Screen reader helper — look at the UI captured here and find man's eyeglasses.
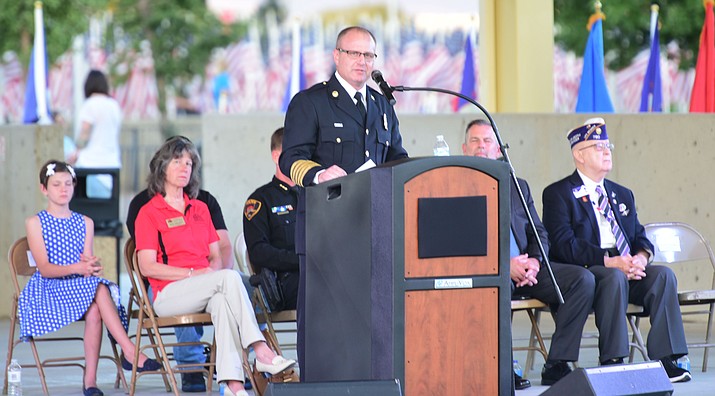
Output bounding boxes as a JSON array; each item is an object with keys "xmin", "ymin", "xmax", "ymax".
[
  {"xmin": 579, "ymin": 142, "xmax": 615, "ymax": 152},
  {"xmin": 336, "ymin": 48, "xmax": 377, "ymax": 62}
]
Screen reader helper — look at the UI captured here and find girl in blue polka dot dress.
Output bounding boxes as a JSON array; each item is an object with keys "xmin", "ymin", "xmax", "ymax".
[{"xmin": 18, "ymin": 160, "xmax": 160, "ymax": 396}]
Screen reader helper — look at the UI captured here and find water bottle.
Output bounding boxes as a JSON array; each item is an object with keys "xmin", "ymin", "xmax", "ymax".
[
  {"xmin": 677, "ymin": 355, "xmax": 690, "ymax": 371},
  {"xmin": 7, "ymin": 359, "xmax": 22, "ymax": 396},
  {"xmin": 219, "ymin": 382, "xmax": 225, "ymax": 396},
  {"xmin": 433, "ymin": 135, "xmax": 450, "ymax": 156},
  {"xmin": 512, "ymin": 359, "xmax": 523, "ymax": 377}
]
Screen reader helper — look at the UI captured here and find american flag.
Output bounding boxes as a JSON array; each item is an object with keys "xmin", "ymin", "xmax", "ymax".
[
  {"xmin": 553, "ymin": 48, "xmax": 583, "ymax": 113},
  {"xmin": 613, "ymin": 50, "xmax": 673, "ymax": 113},
  {"xmin": 1, "ymin": 51, "xmax": 25, "ymax": 123},
  {"xmin": 115, "ymin": 47, "xmax": 160, "ymax": 120},
  {"xmin": 224, "ymin": 39, "xmax": 265, "ymax": 112},
  {"xmin": 262, "ymin": 42, "xmax": 291, "ymax": 110},
  {"xmin": 48, "ymin": 52, "xmax": 73, "ymax": 118}
]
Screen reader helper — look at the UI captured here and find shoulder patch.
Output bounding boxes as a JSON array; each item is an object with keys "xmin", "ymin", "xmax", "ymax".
[{"xmin": 244, "ymin": 199, "xmax": 262, "ymax": 221}]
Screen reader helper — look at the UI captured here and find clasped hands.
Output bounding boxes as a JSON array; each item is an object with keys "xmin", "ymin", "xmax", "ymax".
[
  {"xmin": 605, "ymin": 253, "xmax": 648, "ymax": 280},
  {"xmin": 511, "ymin": 254, "xmax": 540, "ymax": 288},
  {"xmin": 79, "ymin": 253, "xmax": 103, "ymax": 277}
]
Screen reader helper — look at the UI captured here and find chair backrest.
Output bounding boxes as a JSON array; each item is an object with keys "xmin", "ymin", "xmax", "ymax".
[
  {"xmin": 123, "ymin": 238, "xmax": 143, "ymax": 316},
  {"xmin": 123, "ymin": 237, "xmax": 160, "ymax": 319},
  {"xmin": 7, "ymin": 237, "xmax": 38, "ymax": 297},
  {"xmin": 234, "ymin": 232, "xmax": 253, "ymax": 275},
  {"xmin": 645, "ymin": 222, "xmax": 715, "ymax": 289}
]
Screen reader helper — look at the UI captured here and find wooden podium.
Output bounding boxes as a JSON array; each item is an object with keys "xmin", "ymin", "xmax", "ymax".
[{"xmin": 304, "ymin": 156, "xmax": 513, "ymax": 395}]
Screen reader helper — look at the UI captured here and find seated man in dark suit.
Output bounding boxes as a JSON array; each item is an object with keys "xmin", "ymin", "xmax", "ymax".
[
  {"xmin": 243, "ymin": 127, "xmax": 299, "ymax": 310},
  {"xmin": 463, "ymin": 119, "xmax": 596, "ymax": 388},
  {"xmin": 542, "ymin": 117, "xmax": 690, "ymax": 383}
]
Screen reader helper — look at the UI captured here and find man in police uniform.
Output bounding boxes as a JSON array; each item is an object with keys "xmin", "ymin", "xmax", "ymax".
[
  {"xmin": 279, "ymin": 26, "xmax": 409, "ymax": 376},
  {"xmin": 279, "ymin": 25, "xmax": 408, "ymax": 186},
  {"xmin": 243, "ymin": 127, "xmax": 299, "ymax": 310}
]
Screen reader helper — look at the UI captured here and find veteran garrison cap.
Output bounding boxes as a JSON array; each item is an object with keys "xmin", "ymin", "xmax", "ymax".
[{"xmin": 567, "ymin": 117, "xmax": 608, "ymax": 148}]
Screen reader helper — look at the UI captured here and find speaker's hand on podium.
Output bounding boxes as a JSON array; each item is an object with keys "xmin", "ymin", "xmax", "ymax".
[{"xmin": 317, "ymin": 165, "xmax": 347, "ymax": 184}]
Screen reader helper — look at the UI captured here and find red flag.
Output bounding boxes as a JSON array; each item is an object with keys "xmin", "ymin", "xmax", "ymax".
[{"xmin": 690, "ymin": 1, "xmax": 715, "ymax": 112}]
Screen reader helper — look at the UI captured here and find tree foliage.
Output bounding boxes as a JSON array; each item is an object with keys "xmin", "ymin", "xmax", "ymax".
[
  {"xmin": 0, "ymin": 0, "xmax": 106, "ymax": 65},
  {"xmin": 554, "ymin": 1, "xmax": 706, "ymax": 70},
  {"xmin": 105, "ymin": 0, "xmax": 249, "ymax": 116}
]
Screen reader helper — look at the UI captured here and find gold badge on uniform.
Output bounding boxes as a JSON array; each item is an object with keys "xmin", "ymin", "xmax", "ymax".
[
  {"xmin": 166, "ymin": 217, "xmax": 186, "ymax": 228},
  {"xmin": 244, "ymin": 199, "xmax": 262, "ymax": 221}
]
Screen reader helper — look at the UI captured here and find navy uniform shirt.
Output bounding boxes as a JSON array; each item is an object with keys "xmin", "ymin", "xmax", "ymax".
[
  {"xmin": 279, "ymin": 74, "xmax": 408, "ymax": 187},
  {"xmin": 243, "ymin": 177, "xmax": 299, "ymax": 309}
]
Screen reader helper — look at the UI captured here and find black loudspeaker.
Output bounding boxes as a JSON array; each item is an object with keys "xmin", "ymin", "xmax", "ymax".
[
  {"xmin": 541, "ymin": 362, "xmax": 674, "ymax": 396},
  {"xmin": 263, "ymin": 379, "xmax": 403, "ymax": 396}
]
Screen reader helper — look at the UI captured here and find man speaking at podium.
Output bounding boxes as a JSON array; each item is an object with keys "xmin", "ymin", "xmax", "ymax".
[
  {"xmin": 463, "ymin": 119, "xmax": 596, "ymax": 387},
  {"xmin": 279, "ymin": 26, "xmax": 408, "ymax": 377}
]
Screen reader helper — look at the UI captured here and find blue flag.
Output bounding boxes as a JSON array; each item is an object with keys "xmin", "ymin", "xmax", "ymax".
[
  {"xmin": 453, "ymin": 34, "xmax": 476, "ymax": 111},
  {"xmin": 639, "ymin": 10, "xmax": 662, "ymax": 112},
  {"xmin": 575, "ymin": 19, "xmax": 614, "ymax": 113},
  {"xmin": 282, "ymin": 24, "xmax": 306, "ymax": 112},
  {"xmin": 23, "ymin": 2, "xmax": 52, "ymax": 124}
]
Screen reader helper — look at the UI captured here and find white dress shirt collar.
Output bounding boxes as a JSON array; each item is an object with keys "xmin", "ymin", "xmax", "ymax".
[
  {"xmin": 334, "ymin": 71, "xmax": 367, "ymax": 107},
  {"xmin": 576, "ymin": 170, "xmax": 616, "ymax": 248}
]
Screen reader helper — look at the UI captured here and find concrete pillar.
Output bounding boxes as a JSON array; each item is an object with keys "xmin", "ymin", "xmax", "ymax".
[{"xmin": 479, "ymin": 0, "xmax": 554, "ymax": 112}]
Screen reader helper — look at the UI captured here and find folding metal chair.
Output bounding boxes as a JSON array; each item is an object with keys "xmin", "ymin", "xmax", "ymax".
[
  {"xmin": 4, "ymin": 237, "xmax": 126, "ymax": 395},
  {"xmin": 511, "ymin": 297, "xmax": 548, "ymax": 377},
  {"xmin": 645, "ymin": 222, "xmax": 715, "ymax": 372},
  {"xmin": 124, "ymin": 238, "xmax": 216, "ymax": 395}
]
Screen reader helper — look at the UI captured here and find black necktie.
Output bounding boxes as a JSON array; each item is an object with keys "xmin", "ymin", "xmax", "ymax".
[{"xmin": 354, "ymin": 92, "xmax": 366, "ymax": 125}]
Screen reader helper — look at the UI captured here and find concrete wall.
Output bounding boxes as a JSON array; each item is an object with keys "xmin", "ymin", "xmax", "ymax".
[
  {"xmin": 203, "ymin": 113, "xmax": 715, "ymax": 303},
  {"xmin": 2, "ymin": 113, "xmax": 715, "ymax": 318},
  {"xmin": 0, "ymin": 125, "xmax": 64, "ymax": 319}
]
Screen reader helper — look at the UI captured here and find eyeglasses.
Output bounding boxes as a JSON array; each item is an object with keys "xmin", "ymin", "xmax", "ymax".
[
  {"xmin": 579, "ymin": 142, "xmax": 615, "ymax": 152},
  {"xmin": 336, "ymin": 48, "xmax": 377, "ymax": 62}
]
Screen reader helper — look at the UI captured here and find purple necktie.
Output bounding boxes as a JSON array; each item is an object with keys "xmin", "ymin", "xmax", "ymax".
[{"xmin": 595, "ymin": 185, "xmax": 630, "ymax": 256}]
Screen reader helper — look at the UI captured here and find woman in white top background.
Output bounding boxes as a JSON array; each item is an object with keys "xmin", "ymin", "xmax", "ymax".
[{"xmin": 68, "ymin": 70, "xmax": 122, "ymax": 198}]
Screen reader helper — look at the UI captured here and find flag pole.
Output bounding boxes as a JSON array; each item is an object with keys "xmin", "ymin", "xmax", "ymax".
[{"xmin": 34, "ymin": 1, "xmax": 51, "ymax": 124}]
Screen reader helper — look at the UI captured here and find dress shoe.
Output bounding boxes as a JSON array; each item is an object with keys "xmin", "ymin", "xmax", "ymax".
[
  {"xmin": 600, "ymin": 357, "xmax": 624, "ymax": 366},
  {"xmin": 83, "ymin": 386, "xmax": 104, "ymax": 396},
  {"xmin": 181, "ymin": 372, "xmax": 206, "ymax": 393},
  {"xmin": 514, "ymin": 372, "xmax": 531, "ymax": 390},
  {"xmin": 120, "ymin": 354, "xmax": 162, "ymax": 372},
  {"xmin": 255, "ymin": 356, "xmax": 296, "ymax": 375},
  {"xmin": 541, "ymin": 361, "xmax": 572, "ymax": 386},
  {"xmin": 660, "ymin": 357, "xmax": 692, "ymax": 383}
]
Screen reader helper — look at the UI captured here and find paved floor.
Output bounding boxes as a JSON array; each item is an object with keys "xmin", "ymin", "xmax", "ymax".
[{"xmin": 1, "ymin": 301, "xmax": 713, "ymax": 395}]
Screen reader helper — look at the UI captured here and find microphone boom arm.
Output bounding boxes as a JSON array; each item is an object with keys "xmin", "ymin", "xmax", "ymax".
[{"xmin": 392, "ymin": 84, "xmax": 564, "ymax": 304}]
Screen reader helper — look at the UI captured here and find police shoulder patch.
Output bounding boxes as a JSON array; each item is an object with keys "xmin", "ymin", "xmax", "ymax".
[{"xmin": 244, "ymin": 199, "xmax": 262, "ymax": 221}]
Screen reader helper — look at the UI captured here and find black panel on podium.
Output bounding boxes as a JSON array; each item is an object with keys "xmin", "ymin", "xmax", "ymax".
[{"xmin": 304, "ymin": 156, "xmax": 512, "ymax": 395}]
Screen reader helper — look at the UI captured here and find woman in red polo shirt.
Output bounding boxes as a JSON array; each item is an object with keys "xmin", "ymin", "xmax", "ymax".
[{"xmin": 135, "ymin": 137, "xmax": 294, "ymax": 396}]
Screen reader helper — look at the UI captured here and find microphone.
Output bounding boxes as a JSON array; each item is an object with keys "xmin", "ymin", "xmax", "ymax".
[{"xmin": 371, "ymin": 70, "xmax": 396, "ymax": 105}]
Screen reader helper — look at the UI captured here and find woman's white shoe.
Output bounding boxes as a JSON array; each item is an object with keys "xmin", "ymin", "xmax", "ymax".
[
  {"xmin": 255, "ymin": 356, "xmax": 296, "ymax": 375},
  {"xmin": 223, "ymin": 385, "xmax": 249, "ymax": 396}
]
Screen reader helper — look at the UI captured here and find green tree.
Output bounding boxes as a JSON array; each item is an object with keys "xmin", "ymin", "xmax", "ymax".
[
  {"xmin": 106, "ymin": 0, "xmax": 248, "ymax": 119},
  {"xmin": 555, "ymin": 1, "xmax": 706, "ymax": 70},
  {"xmin": 0, "ymin": 0, "xmax": 107, "ymax": 65}
]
